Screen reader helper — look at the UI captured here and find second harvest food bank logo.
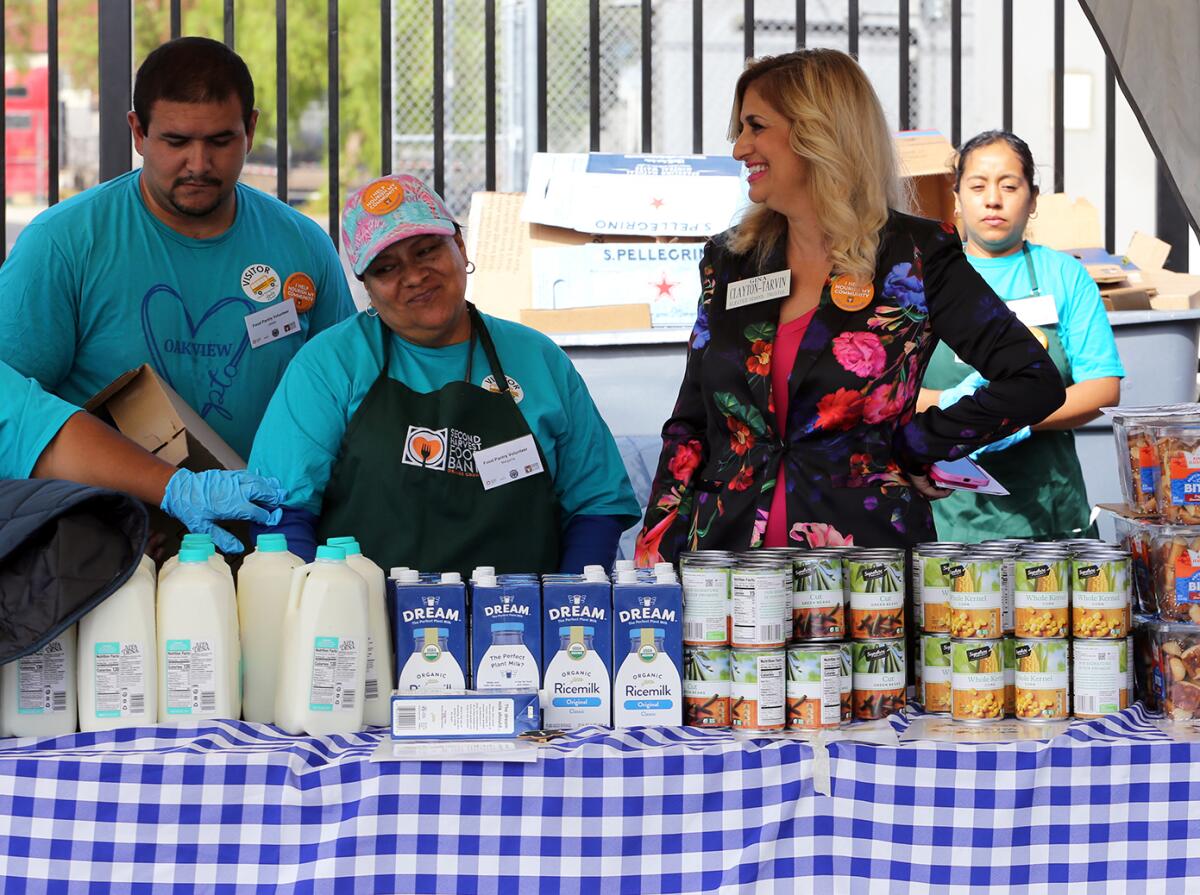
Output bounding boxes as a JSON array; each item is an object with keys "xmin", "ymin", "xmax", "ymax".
[{"xmin": 402, "ymin": 425, "xmax": 482, "ymax": 476}]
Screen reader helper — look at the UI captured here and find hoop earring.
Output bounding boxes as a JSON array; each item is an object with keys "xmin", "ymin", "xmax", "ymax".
[
  {"xmin": 465, "ymin": 261, "xmax": 476, "ymax": 274},
  {"xmin": 1028, "ymin": 211, "xmax": 1038, "ymax": 220},
  {"xmin": 365, "ymin": 305, "xmax": 379, "ymax": 318}
]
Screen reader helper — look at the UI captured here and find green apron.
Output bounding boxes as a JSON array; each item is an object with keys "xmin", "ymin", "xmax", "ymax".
[
  {"xmin": 316, "ymin": 305, "xmax": 561, "ymax": 578},
  {"xmin": 924, "ymin": 243, "xmax": 1095, "ymax": 541}
]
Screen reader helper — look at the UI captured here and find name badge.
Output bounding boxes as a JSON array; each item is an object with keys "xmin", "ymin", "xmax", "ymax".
[
  {"xmin": 1007, "ymin": 293, "xmax": 1059, "ymax": 327},
  {"xmin": 245, "ymin": 301, "xmax": 301, "ymax": 349},
  {"xmin": 473, "ymin": 434, "xmax": 545, "ymax": 491},
  {"xmin": 726, "ymin": 270, "xmax": 791, "ymax": 309}
]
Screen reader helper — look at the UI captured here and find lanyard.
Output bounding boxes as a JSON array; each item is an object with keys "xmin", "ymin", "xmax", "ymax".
[{"xmin": 1020, "ymin": 242, "xmax": 1040, "ymax": 296}]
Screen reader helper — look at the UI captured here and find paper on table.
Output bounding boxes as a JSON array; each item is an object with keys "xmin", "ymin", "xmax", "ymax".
[{"xmin": 370, "ymin": 738, "xmax": 541, "ymax": 763}]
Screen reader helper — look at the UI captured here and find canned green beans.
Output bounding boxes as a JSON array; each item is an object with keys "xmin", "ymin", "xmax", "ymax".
[
  {"xmin": 683, "ymin": 646, "xmax": 731, "ymax": 728},
  {"xmin": 730, "ymin": 648, "xmax": 785, "ymax": 731},
  {"xmin": 850, "ymin": 639, "xmax": 906, "ymax": 719},
  {"xmin": 791, "ymin": 553, "xmax": 845, "ymax": 641},
  {"xmin": 839, "ymin": 642, "xmax": 853, "ymax": 723},
  {"xmin": 680, "ymin": 553, "xmax": 732, "ymax": 646},
  {"xmin": 846, "ymin": 552, "xmax": 905, "ymax": 640},
  {"xmin": 786, "ymin": 644, "xmax": 842, "ymax": 730},
  {"xmin": 731, "ymin": 559, "xmax": 790, "ymax": 649}
]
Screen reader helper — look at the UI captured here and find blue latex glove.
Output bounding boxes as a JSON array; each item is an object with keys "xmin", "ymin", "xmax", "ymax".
[
  {"xmin": 161, "ymin": 469, "xmax": 287, "ymax": 554},
  {"xmin": 970, "ymin": 425, "xmax": 1032, "ymax": 459},
  {"xmin": 936, "ymin": 370, "xmax": 989, "ymax": 410}
]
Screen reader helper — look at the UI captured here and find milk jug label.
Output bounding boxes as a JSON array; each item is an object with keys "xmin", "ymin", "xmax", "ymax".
[
  {"xmin": 365, "ymin": 636, "xmax": 378, "ymax": 702},
  {"xmin": 165, "ymin": 639, "xmax": 217, "ymax": 715},
  {"xmin": 93, "ymin": 641, "xmax": 147, "ymax": 719},
  {"xmin": 18, "ymin": 639, "xmax": 69, "ymax": 715},
  {"xmin": 309, "ymin": 637, "xmax": 359, "ymax": 712}
]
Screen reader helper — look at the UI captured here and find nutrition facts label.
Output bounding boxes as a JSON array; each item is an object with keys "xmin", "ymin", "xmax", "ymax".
[
  {"xmin": 165, "ymin": 639, "xmax": 216, "ymax": 715},
  {"xmin": 93, "ymin": 642, "xmax": 147, "ymax": 718},
  {"xmin": 18, "ymin": 642, "xmax": 68, "ymax": 715},
  {"xmin": 309, "ymin": 637, "xmax": 358, "ymax": 712}
]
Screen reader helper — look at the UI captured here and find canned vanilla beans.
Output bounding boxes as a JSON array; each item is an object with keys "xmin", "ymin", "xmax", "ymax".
[
  {"xmin": 1013, "ymin": 555, "xmax": 1070, "ymax": 638},
  {"xmin": 785, "ymin": 644, "xmax": 843, "ymax": 730},
  {"xmin": 730, "ymin": 559, "xmax": 791, "ymax": 649},
  {"xmin": 680, "ymin": 553, "xmax": 732, "ymax": 646},
  {"xmin": 1072, "ymin": 638, "xmax": 1130, "ymax": 718},
  {"xmin": 920, "ymin": 633, "xmax": 952, "ymax": 714},
  {"xmin": 1013, "ymin": 638, "xmax": 1069, "ymax": 721},
  {"xmin": 915, "ymin": 544, "xmax": 963, "ymax": 635},
  {"xmin": 839, "ymin": 642, "xmax": 853, "ymax": 723},
  {"xmin": 850, "ymin": 639, "xmax": 906, "ymax": 720},
  {"xmin": 683, "ymin": 646, "xmax": 731, "ymax": 727},
  {"xmin": 1071, "ymin": 554, "xmax": 1131, "ymax": 639},
  {"xmin": 730, "ymin": 647, "xmax": 786, "ymax": 731},
  {"xmin": 846, "ymin": 552, "xmax": 905, "ymax": 640},
  {"xmin": 948, "ymin": 556, "xmax": 1003, "ymax": 639},
  {"xmin": 950, "ymin": 639, "xmax": 1005, "ymax": 722},
  {"xmin": 791, "ymin": 553, "xmax": 845, "ymax": 641}
]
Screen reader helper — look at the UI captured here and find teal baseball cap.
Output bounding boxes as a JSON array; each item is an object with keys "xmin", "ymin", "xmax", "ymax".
[{"xmin": 341, "ymin": 174, "xmax": 457, "ymax": 277}]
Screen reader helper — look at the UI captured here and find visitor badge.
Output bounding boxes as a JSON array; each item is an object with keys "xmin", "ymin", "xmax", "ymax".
[
  {"xmin": 244, "ymin": 300, "xmax": 301, "ymax": 349},
  {"xmin": 726, "ymin": 270, "xmax": 791, "ymax": 309},
  {"xmin": 473, "ymin": 434, "xmax": 545, "ymax": 491}
]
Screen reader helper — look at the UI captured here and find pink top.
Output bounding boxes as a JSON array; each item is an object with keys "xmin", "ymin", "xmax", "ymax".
[{"xmin": 764, "ymin": 308, "xmax": 817, "ymax": 548}]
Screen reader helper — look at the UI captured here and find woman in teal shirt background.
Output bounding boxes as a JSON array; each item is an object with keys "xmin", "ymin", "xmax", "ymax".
[
  {"xmin": 918, "ymin": 131, "xmax": 1125, "ymax": 541},
  {"xmin": 248, "ymin": 174, "xmax": 639, "ymax": 575}
]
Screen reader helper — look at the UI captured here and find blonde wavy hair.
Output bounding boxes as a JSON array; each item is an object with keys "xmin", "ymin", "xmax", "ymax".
[{"xmin": 726, "ymin": 49, "xmax": 905, "ymax": 281}]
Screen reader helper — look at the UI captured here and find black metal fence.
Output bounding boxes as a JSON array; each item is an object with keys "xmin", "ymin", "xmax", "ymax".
[{"xmin": 2, "ymin": 0, "xmax": 1192, "ymax": 269}]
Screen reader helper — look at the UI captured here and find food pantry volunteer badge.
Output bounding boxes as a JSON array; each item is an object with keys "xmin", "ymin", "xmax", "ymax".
[
  {"xmin": 830, "ymin": 274, "xmax": 873, "ymax": 311},
  {"xmin": 241, "ymin": 264, "xmax": 281, "ymax": 303},
  {"xmin": 284, "ymin": 272, "xmax": 317, "ymax": 314},
  {"xmin": 402, "ymin": 426, "xmax": 448, "ymax": 471},
  {"xmin": 481, "ymin": 374, "xmax": 524, "ymax": 403}
]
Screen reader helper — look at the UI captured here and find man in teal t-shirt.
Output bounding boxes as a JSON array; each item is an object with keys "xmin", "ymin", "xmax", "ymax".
[{"xmin": 0, "ymin": 38, "xmax": 351, "ymax": 550}]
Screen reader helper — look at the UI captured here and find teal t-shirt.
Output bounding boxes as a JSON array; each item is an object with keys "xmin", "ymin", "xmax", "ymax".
[
  {"xmin": 964, "ymin": 242, "xmax": 1126, "ymax": 382},
  {"xmin": 248, "ymin": 311, "xmax": 641, "ymax": 527},
  {"xmin": 0, "ymin": 360, "xmax": 79, "ymax": 478},
  {"xmin": 0, "ymin": 170, "xmax": 355, "ymax": 458}
]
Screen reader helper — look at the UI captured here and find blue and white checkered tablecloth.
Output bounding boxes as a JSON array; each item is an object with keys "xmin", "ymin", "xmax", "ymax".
[{"xmin": 0, "ymin": 707, "xmax": 1196, "ymax": 894}]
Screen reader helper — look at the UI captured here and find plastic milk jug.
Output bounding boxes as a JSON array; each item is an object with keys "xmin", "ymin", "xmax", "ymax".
[
  {"xmin": 159, "ymin": 533, "xmax": 232, "ymax": 584},
  {"xmin": 274, "ymin": 546, "xmax": 369, "ymax": 736},
  {"xmin": 327, "ymin": 537, "xmax": 393, "ymax": 725},
  {"xmin": 77, "ymin": 560, "xmax": 157, "ymax": 731},
  {"xmin": 0, "ymin": 626, "xmax": 78, "ymax": 737},
  {"xmin": 156, "ymin": 547, "xmax": 239, "ymax": 722},
  {"xmin": 237, "ymin": 534, "xmax": 303, "ymax": 723},
  {"xmin": 394, "ymin": 570, "xmax": 469, "ymax": 690}
]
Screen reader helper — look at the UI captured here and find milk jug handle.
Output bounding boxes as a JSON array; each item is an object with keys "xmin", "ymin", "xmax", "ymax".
[{"xmin": 286, "ymin": 563, "xmax": 314, "ymax": 613}]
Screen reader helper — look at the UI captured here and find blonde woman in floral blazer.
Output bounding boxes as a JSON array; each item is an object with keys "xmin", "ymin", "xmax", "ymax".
[{"xmin": 636, "ymin": 50, "xmax": 1064, "ymax": 563}]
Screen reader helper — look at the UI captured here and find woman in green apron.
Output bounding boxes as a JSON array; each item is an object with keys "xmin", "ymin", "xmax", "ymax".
[
  {"xmin": 247, "ymin": 174, "xmax": 640, "ymax": 576},
  {"xmin": 918, "ymin": 131, "xmax": 1124, "ymax": 542}
]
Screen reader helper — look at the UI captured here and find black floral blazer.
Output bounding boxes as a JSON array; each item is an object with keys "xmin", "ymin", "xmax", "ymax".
[{"xmin": 635, "ymin": 211, "xmax": 1065, "ymax": 563}]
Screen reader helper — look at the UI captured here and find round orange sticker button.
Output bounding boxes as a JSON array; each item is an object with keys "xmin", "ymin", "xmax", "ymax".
[
  {"xmin": 360, "ymin": 179, "xmax": 405, "ymax": 215},
  {"xmin": 284, "ymin": 272, "xmax": 317, "ymax": 314},
  {"xmin": 829, "ymin": 274, "xmax": 874, "ymax": 312}
]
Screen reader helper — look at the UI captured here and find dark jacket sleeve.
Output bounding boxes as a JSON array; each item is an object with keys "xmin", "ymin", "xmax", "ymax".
[
  {"xmin": 893, "ymin": 223, "xmax": 1066, "ymax": 468},
  {"xmin": 634, "ymin": 241, "xmax": 717, "ymax": 566}
]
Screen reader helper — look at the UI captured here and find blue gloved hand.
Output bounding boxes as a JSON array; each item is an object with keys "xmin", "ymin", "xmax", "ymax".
[
  {"xmin": 970, "ymin": 425, "xmax": 1032, "ymax": 459},
  {"xmin": 161, "ymin": 469, "xmax": 286, "ymax": 555},
  {"xmin": 936, "ymin": 370, "xmax": 989, "ymax": 410}
]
